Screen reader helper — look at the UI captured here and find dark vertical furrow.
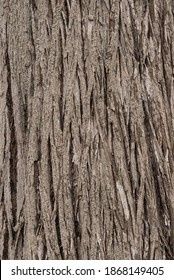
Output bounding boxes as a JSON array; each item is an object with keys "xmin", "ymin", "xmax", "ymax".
[
  {"xmin": 31, "ymin": 0, "xmax": 37, "ymax": 11},
  {"xmin": 55, "ymin": 214, "xmax": 64, "ymax": 259},
  {"xmin": 34, "ymin": 160, "xmax": 41, "ymax": 225},
  {"xmin": 2, "ymin": 212, "xmax": 9, "ymax": 259},
  {"xmin": 47, "ymin": 136, "xmax": 54, "ymax": 211},
  {"xmin": 6, "ymin": 50, "xmax": 17, "ymax": 229},
  {"xmin": 58, "ymin": 29, "xmax": 64, "ymax": 132}
]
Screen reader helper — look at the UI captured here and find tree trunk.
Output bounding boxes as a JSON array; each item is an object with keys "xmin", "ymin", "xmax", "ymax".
[{"xmin": 0, "ymin": 0, "xmax": 174, "ymax": 260}]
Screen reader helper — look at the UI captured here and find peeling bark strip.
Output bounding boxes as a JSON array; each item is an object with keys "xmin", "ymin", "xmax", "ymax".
[{"xmin": 0, "ymin": 0, "xmax": 174, "ymax": 259}]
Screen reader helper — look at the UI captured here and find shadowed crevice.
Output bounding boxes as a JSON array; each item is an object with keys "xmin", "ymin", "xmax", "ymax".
[
  {"xmin": 6, "ymin": 49, "xmax": 18, "ymax": 230},
  {"xmin": 47, "ymin": 136, "xmax": 55, "ymax": 211}
]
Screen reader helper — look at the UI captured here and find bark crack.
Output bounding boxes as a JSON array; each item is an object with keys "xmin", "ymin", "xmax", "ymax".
[{"xmin": 6, "ymin": 49, "xmax": 18, "ymax": 230}]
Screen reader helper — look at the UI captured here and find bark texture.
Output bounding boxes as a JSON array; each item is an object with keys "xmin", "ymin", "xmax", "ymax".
[{"xmin": 0, "ymin": 0, "xmax": 174, "ymax": 259}]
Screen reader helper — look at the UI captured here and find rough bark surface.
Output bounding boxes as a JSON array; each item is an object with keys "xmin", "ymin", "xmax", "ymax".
[{"xmin": 0, "ymin": 0, "xmax": 174, "ymax": 259}]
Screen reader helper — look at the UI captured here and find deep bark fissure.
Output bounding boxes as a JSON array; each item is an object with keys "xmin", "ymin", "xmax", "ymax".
[
  {"xmin": 47, "ymin": 136, "xmax": 54, "ymax": 211},
  {"xmin": 34, "ymin": 160, "xmax": 41, "ymax": 223},
  {"xmin": 30, "ymin": 0, "xmax": 37, "ymax": 12},
  {"xmin": 2, "ymin": 213, "xmax": 9, "ymax": 259},
  {"xmin": 76, "ymin": 66, "xmax": 83, "ymax": 124},
  {"xmin": 58, "ymin": 29, "xmax": 64, "ymax": 132},
  {"xmin": 55, "ymin": 214, "xmax": 64, "ymax": 259},
  {"xmin": 6, "ymin": 50, "xmax": 17, "ymax": 229}
]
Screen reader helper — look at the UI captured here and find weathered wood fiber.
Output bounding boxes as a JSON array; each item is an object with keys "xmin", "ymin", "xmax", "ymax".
[{"xmin": 0, "ymin": 0, "xmax": 174, "ymax": 259}]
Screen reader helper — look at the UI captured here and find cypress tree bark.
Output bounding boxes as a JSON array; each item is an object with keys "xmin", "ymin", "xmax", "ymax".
[{"xmin": 0, "ymin": 0, "xmax": 174, "ymax": 259}]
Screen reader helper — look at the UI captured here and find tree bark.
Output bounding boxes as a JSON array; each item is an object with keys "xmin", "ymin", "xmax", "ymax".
[{"xmin": 0, "ymin": 0, "xmax": 174, "ymax": 259}]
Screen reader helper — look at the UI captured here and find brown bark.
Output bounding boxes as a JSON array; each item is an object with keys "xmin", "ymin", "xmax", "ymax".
[{"xmin": 0, "ymin": 0, "xmax": 174, "ymax": 259}]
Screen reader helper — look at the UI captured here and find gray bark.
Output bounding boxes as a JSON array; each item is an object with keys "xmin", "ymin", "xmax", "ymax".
[{"xmin": 0, "ymin": 0, "xmax": 174, "ymax": 259}]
